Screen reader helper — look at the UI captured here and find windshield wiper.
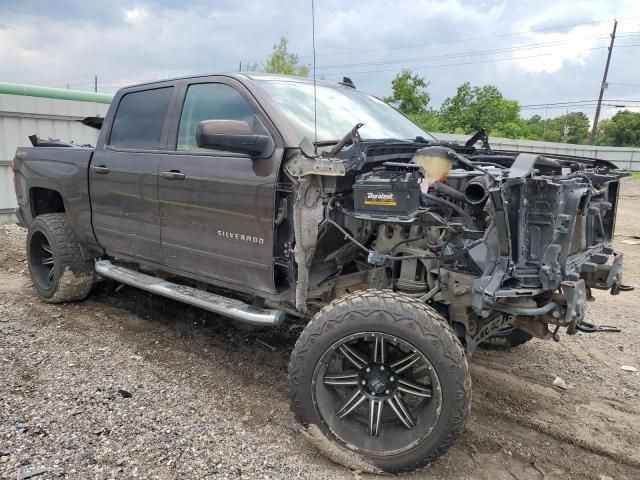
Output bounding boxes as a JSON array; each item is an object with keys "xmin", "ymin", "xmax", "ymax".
[{"xmin": 329, "ymin": 123, "xmax": 364, "ymax": 155}]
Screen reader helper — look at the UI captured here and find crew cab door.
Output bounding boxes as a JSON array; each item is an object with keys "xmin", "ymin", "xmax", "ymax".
[
  {"xmin": 90, "ymin": 83, "xmax": 176, "ymax": 262},
  {"xmin": 158, "ymin": 78, "xmax": 282, "ymax": 293}
]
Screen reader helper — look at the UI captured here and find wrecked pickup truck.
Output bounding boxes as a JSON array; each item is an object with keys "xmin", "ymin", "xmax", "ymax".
[{"xmin": 12, "ymin": 73, "xmax": 630, "ymax": 472}]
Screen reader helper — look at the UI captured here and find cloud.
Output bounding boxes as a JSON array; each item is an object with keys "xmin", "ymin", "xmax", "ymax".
[
  {"xmin": 0, "ymin": 0, "xmax": 638, "ymax": 121},
  {"xmin": 124, "ymin": 6, "xmax": 149, "ymax": 23}
]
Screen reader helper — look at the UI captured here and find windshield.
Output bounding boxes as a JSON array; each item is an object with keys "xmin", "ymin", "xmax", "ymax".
[{"xmin": 255, "ymin": 79, "xmax": 433, "ymax": 143}]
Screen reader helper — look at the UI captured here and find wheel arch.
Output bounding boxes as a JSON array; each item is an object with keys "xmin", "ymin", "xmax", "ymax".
[{"xmin": 29, "ymin": 186, "xmax": 66, "ymax": 218}]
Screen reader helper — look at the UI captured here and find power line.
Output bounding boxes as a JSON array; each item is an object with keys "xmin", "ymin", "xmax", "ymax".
[
  {"xmin": 523, "ymin": 100, "xmax": 640, "ymax": 112},
  {"xmin": 522, "ymin": 99, "xmax": 640, "ymax": 107},
  {"xmin": 322, "ymin": 53, "xmax": 554, "ymax": 76},
  {"xmin": 315, "ymin": 35, "xmax": 612, "ymax": 71},
  {"xmin": 297, "ymin": 16, "xmax": 640, "ymax": 60},
  {"xmin": 521, "ymin": 102, "xmax": 640, "ymax": 111},
  {"xmin": 609, "ymin": 82, "xmax": 640, "ymax": 87},
  {"xmin": 522, "ymin": 100, "xmax": 604, "ymax": 107},
  {"xmin": 320, "ymin": 41, "xmax": 640, "ymax": 77}
]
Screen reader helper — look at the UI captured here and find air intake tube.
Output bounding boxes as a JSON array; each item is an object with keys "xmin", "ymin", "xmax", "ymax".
[{"xmin": 464, "ymin": 175, "xmax": 492, "ymax": 206}]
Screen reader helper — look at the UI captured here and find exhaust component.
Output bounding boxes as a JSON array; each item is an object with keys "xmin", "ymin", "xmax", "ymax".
[{"xmin": 95, "ymin": 260, "xmax": 285, "ymax": 326}]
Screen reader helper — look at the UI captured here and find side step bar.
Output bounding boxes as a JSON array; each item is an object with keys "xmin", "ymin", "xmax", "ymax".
[{"xmin": 95, "ymin": 260, "xmax": 285, "ymax": 326}]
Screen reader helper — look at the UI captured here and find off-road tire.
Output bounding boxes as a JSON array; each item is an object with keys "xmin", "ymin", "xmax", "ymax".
[
  {"xmin": 287, "ymin": 289, "xmax": 471, "ymax": 473},
  {"xmin": 27, "ymin": 213, "xmax": 94, "ymax": 303},
  {"xmin": 480, "ymin": 327, "xmax": 533, "ymax": 350}
]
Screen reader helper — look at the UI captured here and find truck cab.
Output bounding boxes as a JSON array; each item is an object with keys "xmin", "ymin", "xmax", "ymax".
[{"xmin": 89, "ymin": 75, "xmax": 288, "ymax": 297}]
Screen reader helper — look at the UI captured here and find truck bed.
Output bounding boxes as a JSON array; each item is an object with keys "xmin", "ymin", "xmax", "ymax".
[{"xmin": 13, "ymin": 145, "xmax": 98, "ymax": 251}]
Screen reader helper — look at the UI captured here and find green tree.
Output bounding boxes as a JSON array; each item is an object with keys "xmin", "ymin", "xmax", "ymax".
[
  {"xmin": 594, "ymin": 118, "xmax": 611, "ymax": 145},
  {"xmin": 247, "ymin": 37, "xmax": 309, "ymax": 76},
  {"xmin": 439, "ymin": 82, "xmax": 522, "ymax": 136},
  {"xmin": 596, "ymin": 110, "xmax": 640, "ymax": 146},
  {"xmin": 523, "ymin": 112, "xmax": 591, "ymax": 144},
  {"xmin": 384, "ymin": 70, "xmax": 431, "ymax": 115},
  {"xmin": 408, "ymin": 111, "xmax": 442, "ymax": 132},
  {"xmin": 524, "ymin": 114, "xmax": 545, "ymax": 140},
  {"xmin": 565, "ymin": 112, "xmax": 590, "ymax": 144},
  {"xmin": 383, "ymin": 70, "xmax": 441, "ymax": 133}
]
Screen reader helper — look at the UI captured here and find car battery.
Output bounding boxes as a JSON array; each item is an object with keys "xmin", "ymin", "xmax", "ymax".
[{"xmin": 352, "ymin": 165, "xmax": 421, "ymax": 221}]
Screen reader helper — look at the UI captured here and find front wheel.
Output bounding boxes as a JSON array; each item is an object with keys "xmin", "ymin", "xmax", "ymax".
[{"xmin": 287, "ymin": 290, "xmax": 471, "ymax": 473}]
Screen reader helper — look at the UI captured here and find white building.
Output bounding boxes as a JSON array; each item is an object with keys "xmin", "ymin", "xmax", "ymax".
[{"xmin": 0, "ymin": 83, "xmax": 111, "ymax": 221}]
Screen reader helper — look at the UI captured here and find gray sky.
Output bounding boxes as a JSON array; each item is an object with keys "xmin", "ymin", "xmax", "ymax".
[{"xmin": 1, "ymin": 0, "xmax": 639, "ymax": 121}]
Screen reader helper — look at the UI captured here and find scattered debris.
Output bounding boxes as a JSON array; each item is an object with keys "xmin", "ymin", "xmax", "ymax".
[
  {"xmin": 256, "ymin": 339, "xmax": 276, "ymax": 351},
  {"xmin": 282, "ymin": 421, "xmax": 300, "ymax": 432},
  {"xmin": 553, "ymin": 376, "xmax": 568, "ymax": 390},
  {"xmin": 17, "ymin": 467, "xmax": 48, "ymax": 480},
  {"xmin": 621, "ymin": 365, "xmax": 638, "ymax": 372},
  {"xmin": 117, "ymin": 389, "xmax": 132, "ymax": 398},
  {"xmin": 34, "ymin": 354, "xmax": 50, "ymax": 367}
]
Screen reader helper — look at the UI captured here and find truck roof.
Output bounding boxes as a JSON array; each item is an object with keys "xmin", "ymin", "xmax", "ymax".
[{"xmin": 122, "ymin": 72, "xmax": 350, "ymax": 91}]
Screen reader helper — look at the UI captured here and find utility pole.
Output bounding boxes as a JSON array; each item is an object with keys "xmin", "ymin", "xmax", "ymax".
[
  {"xmin": 94, "ymin": 75, "xmax": 98, "ymax": 93},
  {"xmin": 239, "ymin": 61, "xmax": 242, "ymax": 72},
  {"xmin": 590, "ymin": 19, "xmax": 617, "ymax": 144}
]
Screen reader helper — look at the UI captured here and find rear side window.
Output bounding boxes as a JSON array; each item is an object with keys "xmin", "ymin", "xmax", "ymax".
[
  {"xmin": 109, "ymin": 87, "xmax": 173, "ymax": 149},
  {"xmin": 177, "ymin": 83, "xmax": 264, "ymax": 151}
]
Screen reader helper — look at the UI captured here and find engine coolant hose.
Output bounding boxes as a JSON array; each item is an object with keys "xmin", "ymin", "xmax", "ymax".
[
  {"xmin": 422, "ymin": 193, "xmax": 473, "ymax": 225},
  {"xmin": 431, "ymin": 181, "xmax": 465, "ymax": 202}
]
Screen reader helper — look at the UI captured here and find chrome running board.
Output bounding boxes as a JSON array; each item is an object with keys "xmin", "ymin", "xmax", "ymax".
[{"xmin": 95, "ymin": 260, "xmax": 285, "ymax": 326}]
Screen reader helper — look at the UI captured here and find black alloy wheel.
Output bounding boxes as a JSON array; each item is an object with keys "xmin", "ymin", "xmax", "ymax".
[
  {"xmin": 28, "ymin": 230, "xmax": 56, "ymax": 292},
  {"xmin": 313, "ymin": 332, "xmax": 442, "ymax": 455}
]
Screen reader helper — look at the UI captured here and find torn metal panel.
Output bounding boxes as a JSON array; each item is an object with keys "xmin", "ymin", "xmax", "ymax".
[
  {"xmin": 291, "ymin": 175, "xmax": 325, "ymax": 312},
  {"xmin": 285, "ymin": 152, "xmax": 346, "ymax": 178}
]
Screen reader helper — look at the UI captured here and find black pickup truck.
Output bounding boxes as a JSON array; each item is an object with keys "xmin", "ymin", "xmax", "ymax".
[{"xmin": 12, "ymin": 73, "xmax": 630, "ymax": 472}]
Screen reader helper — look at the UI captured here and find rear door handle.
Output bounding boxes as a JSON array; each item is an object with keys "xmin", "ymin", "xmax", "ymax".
[
  {"xmin": 160, "ymin": 170, "xmax": 186, "ymax": 180},
  {"xmin": 92, "ymin": 165, "xmax": 110, "ymax": 174}
]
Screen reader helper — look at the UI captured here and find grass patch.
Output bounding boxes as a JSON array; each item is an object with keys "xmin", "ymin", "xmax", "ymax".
[{"xmin": 629, "ymin": 172, "xmax": 640, "ymax": 179}]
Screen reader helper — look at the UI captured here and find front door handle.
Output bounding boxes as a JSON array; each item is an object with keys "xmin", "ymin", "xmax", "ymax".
[
  {"xmin": 92, "ymin": 165, "xmax": 110, "ymax": 174},
  {"xmin": 160, "ymin": 170, "xmax": 186, "ymax": 180}
]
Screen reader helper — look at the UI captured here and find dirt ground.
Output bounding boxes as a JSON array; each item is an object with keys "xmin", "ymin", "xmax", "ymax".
[{"xmin": 1, "ymin": 181, "xmax": 639, "ymax": 480}]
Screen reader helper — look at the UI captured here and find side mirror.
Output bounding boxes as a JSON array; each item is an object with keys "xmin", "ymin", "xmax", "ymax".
[{"xmin": 195, "ymin": 120, "xmax": 270, "ymax": 156}]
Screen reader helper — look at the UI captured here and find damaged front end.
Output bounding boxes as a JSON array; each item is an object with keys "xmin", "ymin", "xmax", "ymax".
[{"xmin": 281, "ymin": 131, "xmax": 630, "ymax": 354}]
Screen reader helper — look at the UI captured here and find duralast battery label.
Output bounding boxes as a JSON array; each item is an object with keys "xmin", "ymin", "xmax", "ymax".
[{"xmin": 364, "ymin": 192, "xmax": 397, "ymax": 206}]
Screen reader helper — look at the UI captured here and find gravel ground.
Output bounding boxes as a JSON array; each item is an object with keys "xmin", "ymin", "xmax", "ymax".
[{"xmin": 1, "ymin": 180, "xmax": 640, "ymax": 479}]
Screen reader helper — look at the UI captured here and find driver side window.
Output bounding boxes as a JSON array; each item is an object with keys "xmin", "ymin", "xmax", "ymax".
[{"xmin": 177, "ymin": 83, "xmax": 265, "ymax": 152}]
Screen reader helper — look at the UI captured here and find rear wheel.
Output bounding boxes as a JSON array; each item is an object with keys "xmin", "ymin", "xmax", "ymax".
[
  {"xmin": 27, "ymin": 213, "xmax": 94, "ymax": 303},
  {"xmin": 288, "ymin": 290, "xmax": 471, "ymax": 473}
]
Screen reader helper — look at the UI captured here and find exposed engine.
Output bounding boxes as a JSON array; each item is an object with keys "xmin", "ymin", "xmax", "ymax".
[{"xmin": 284, "ymin": 130, "xmax": 628, "ymax": 353}]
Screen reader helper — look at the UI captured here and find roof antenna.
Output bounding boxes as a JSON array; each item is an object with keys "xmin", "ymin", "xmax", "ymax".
[{"xmin": 311, "ymin": 0, "xmax": 318, "ymax": 153}]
